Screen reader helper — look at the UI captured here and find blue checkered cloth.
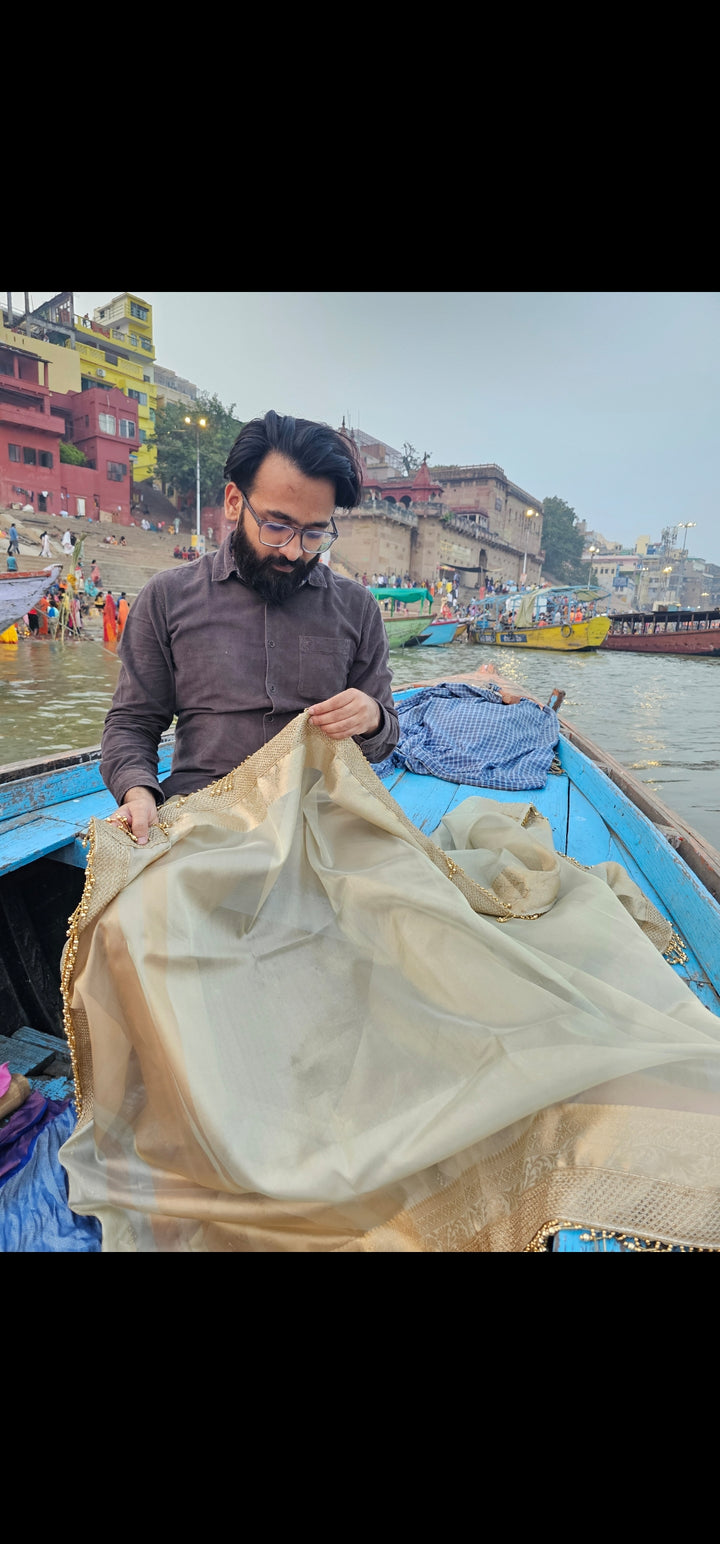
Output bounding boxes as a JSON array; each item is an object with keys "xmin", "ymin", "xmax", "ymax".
[{"xmin": 374, "ymin": 683, "xmax": 560, "ymax": 789}]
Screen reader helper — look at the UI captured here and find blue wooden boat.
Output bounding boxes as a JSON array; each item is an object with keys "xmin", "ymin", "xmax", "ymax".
[
  {"xmin": 410, "ymin": 619, "xmax": 469, "ymax": 646},
  {"xmin": 2, "ymin": 692, "xmax": 719, "ymax": 1252}
]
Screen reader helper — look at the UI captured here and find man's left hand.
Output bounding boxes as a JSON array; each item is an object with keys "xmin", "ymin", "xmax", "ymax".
[{"xmin": 308, "ymin": 689, "xmax": 381, "ymax": 739}]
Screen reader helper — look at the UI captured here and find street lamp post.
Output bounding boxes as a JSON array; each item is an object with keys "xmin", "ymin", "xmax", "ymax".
[
  {"xmin": 662, "ymin": 565, "xmax": 673, "ymax": 605},
  {"xmin": 587, "ymin": 545, "xmax": 598, "ymax": 585},
  {"xmin": 185, "ymin": 415, "xmax": 207, "ymax": 540},
  {"xmin": 521, "ymin": 508, "xmax": 539, "ymax": 586}
]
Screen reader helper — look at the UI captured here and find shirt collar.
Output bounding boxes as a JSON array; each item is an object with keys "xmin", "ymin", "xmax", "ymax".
[{"xmin": 213, "ymin": 533, "xmax": 328, "ymax": 588}]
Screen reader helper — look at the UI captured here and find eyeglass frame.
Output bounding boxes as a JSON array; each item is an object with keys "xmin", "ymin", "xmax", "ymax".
[{"xmin": 240, "ymin": 491, "xmax": 339, "ymax": 555}]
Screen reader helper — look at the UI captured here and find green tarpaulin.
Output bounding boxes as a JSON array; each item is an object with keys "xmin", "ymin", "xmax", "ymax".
[{"xmin": 370, "ymin": 587, "xmax": 434, "ymax": 613}]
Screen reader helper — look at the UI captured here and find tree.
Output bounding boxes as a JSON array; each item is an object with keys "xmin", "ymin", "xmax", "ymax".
[
  {"xmin": 153, "ymin": 392, "xmax": 245, "ymax": 509},
  {"xmin": 540, "ymin": 495, "xmax": 587, "ymax": 585},
  {"xmin": 401, "ymin": 443, "xmax": 432, "ymax": 477},
  {"xmin": 59, "ymin": 441, "xmax": 87, "ymax": 466}
]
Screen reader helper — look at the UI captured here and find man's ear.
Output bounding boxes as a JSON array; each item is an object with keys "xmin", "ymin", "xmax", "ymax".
[{"xmin": 225, "ymin": 483, "xmax": 243, "ymax": 523}]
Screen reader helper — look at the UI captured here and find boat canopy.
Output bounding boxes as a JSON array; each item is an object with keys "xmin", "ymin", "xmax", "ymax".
[{"xmin": 370, "ymin": 587, "xmax": 434, "ymax": 613}]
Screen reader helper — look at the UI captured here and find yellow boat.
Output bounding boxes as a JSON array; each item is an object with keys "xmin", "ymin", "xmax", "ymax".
[{"xmin": 477, "ymin": 586, "xmax": 611, "ymax": 651}]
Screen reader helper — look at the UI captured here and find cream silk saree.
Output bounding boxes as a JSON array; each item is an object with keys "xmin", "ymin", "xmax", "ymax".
[{"xmin": 59, "ymin": 712, "xmax": 720, "ymax": 1251}]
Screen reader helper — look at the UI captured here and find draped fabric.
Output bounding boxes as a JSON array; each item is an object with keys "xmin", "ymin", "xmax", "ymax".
[
  {"xmin": 372, "ymin": 683, "xmax": 560, "ymax": 789},
  {"xmin": 59, "ymin": 712, "xmax": 720, "ymax": 1252}
]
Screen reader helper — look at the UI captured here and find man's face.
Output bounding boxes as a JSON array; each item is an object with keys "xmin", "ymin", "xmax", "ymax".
[{"xmin": 226, "ymin": 452, "xmax": 336, "ymax": 605}]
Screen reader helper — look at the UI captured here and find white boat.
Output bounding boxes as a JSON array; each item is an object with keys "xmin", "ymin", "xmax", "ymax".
[{"xmin": 0, "ymin": 566, "xmax": 62, "ymax": 632}]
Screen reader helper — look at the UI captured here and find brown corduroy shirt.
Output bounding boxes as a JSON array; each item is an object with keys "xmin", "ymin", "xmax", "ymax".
[{"xmin": 100, "ymin": 536, "xmax": 400, "ymax": 806}]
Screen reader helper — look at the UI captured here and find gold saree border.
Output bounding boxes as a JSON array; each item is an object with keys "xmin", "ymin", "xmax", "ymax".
[{"xmin": 342, "ymin": 1103, "xmax": 720, "ymax": 1253}]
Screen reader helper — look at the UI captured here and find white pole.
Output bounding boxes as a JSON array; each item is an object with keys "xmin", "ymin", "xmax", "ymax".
[{"xmin": 196, "ymin": 428, "xmax": 201, "ymax": 539}]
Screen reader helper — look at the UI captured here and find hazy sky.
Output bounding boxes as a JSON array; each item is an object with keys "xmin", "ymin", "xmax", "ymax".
[{"xmin": 16, "ymin": 291, "xmax": 720, "ymax": 566}]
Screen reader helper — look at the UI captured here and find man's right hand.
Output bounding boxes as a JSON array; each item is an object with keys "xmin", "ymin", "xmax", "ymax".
[{"xmin": 107, "ymin": 786, "xmax": 159, "ymax": 846}]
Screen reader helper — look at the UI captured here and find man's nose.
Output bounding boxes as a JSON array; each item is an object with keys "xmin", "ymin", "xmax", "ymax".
[{"xmin": 284, "ymin": 530, "xmax": 305, "ymax": 560}]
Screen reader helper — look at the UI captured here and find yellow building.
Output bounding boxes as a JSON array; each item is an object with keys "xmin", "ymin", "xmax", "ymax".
[{"xmin": 81, "ymin": 293, "xmax": 158, "ymax": 483}]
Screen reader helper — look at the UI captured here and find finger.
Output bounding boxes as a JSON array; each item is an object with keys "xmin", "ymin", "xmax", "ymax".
[
  {"xmin": 310, "ymin": 715, "xmax": 359, "ymax": 738},
  {"xmin": 309, "ymin": 692, "xmax": 351, "ymax": 716}
]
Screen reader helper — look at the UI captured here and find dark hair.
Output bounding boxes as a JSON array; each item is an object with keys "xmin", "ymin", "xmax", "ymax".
[{"xmin": 223, "ymin": 410, "xmax": 363, "ymax": 511}]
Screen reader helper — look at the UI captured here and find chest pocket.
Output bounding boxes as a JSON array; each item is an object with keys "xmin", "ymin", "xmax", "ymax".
[{"xmin": 298, "ymin": 635, "xmax": 354, "ymax": 701}]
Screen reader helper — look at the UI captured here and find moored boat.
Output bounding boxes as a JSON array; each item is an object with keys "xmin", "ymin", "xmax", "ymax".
[
  {"xmin": 0, "ymin": 565, "xmax": 63, "ymax": 633},
  {"xmin": 471, "ymin": 586, "xmax": 611, "ymax": 651},
  {"xmin": 406, "ymin": 618, "xmax": 469, "ymax": 646},
  {"xmin": 382, "ymin": 614, "xmax": 433, "ymax": 647},
  {"xmin": 602, "ymin": 608, "xmax": 720, "ymax": 655},
  {"xmin": 2, "ymin": 690, "xmax": 720, "ymax": 1253}
]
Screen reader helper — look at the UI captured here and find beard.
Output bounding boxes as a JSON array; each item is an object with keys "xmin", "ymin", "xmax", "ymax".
[{"xmin": 231, "ymin": 518, "xmax": 320, "ymax": 605}]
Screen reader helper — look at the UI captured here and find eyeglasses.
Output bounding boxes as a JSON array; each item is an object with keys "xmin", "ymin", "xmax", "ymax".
[{"xmin": 241, "ymin": 493, "xmax": 338, "ymax": 555}]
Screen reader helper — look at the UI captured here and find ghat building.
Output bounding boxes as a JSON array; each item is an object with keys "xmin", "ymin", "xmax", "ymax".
[{"xmin": 332, "ymin": 432, "xmax": 544, "ymax": 593}]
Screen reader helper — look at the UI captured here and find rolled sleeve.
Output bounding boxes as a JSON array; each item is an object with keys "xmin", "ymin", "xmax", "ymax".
[{"xmin": 350, "ymin": 595, "xmax": 400, "ymax": 763}]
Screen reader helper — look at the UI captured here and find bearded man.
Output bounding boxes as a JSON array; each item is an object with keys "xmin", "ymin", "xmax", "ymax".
[{"xmin": 101, "ymin": 411, "xmax": 399, "ymax": 842}]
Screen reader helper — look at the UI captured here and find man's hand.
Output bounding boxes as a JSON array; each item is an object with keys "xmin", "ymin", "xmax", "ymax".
[
  {"xmin": 308, "ymin": 689, "xmax": 382, "ymax": 740},
  {"xmin": 106, "ymin": 786, "xmax": 159, "ymax": 846}
]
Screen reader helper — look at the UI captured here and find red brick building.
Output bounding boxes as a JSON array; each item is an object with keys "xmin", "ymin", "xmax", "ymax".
[{"xmin": 0, "ymin": 341, "xmax": 138, "ymax": 523}]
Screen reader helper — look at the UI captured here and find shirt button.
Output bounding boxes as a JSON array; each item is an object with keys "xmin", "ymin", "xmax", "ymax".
[
  {"xmin": 268, "ymin": 640, "xmax": 275, "ymax": 648},
  {"xmin": 268, "ymin": 686, "xmax": 275, "ymax": 693}
]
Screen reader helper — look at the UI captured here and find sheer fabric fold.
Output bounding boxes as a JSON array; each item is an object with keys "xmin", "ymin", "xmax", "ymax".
[{"xmin": 60, "ymin": 712, "xmax": 720, "ymax": 1251}]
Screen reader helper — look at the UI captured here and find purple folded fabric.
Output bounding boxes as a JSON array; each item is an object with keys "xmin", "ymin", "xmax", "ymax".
[{"xmin": 0, "ymin": 1093, "xmax": 71, "ymax": 1183}]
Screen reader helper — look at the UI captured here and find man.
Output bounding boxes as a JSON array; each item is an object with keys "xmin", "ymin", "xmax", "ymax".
[
  {"xmin": 8, "ymin": 522, "xmax": 20, "ymax": 555},
  {"xmin": 101, "ymin": 411, "xmax": 399, "ymax": 844}
]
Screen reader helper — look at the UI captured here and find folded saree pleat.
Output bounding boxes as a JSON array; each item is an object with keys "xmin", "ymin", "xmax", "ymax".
[{"xmin": 59, "ymin": 712, "xmax": 720, "ymax": 1251}]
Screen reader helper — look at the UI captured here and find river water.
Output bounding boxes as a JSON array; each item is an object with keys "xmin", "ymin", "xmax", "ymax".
[{"xmin": 1, "ymin": 635, "xmax": 719, "ymax": 851}]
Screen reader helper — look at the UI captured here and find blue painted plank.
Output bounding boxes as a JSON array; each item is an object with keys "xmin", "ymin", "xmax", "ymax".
[
  {"xmin": 560, "ymin": 738, "xmax": 720, "ymax": 998},
  {"xmin": 380, "ymin": 770, "xmax": 461, "ymax": 833},
  {"xmin": 0, "ymin": 742, "xmax": 174, "ymax": 823},
  {"xmin": 566, "ymin": 782, "xmax": 719, "ymax": 1015},
  {"xmin": 0, "ymin": 815, "xmax": 86, "ymax": 877}
]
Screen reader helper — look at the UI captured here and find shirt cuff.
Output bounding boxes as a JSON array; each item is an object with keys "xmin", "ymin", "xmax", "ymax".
[
  {"xmin": 354, "ymin": 703, "xmax": 392, "ymax": 751},
  {"xmin": 118, "ymin": 774, "xmax": 164, "ymax": 807}
]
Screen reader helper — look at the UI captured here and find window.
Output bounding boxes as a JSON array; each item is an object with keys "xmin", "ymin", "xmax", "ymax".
[
  {"xmin": 139, "ymin": 429, "xmax": 147, "ymax": 444},
  {"xmin": 107, "ymin": 460, "xmax": 127, "ymax": 481},
  {"xmin": 141, "ymin": 338, "xmax": 153, "ymax": 352},
  {"xmin": 130, "ymin": 302, "xmax": 148, "ymax": 321},
  {"xmin": 143, "ymin": 374, "xmax": 150, "ymax": 382},
  {"xmin": 8, "ymin": 443, "xmax": 20, "ymax": 461},
  {"xmin": 104, "ymin": 352, "xmax": 119, "ymax": 367},
  {"xmin": 130, "ymin": 333, "xmax": 139, "ymax": 346},
  {"xmin": 119, "ymin": 418, "xmax": 135, "ymax": 439},
  {"xmin": 149, "ymin": 409, "xmax": 156, "ymax": 423},
  {"xmin": 99, "ymin": 413, "xmax": 117, "ymax": 434},
  {"xmin": 39, "ymin": 451, "xmax": 53, "ymax": 469},
  {"xmin": 127, "ymin": 389, "xmax": 147, "ymax": 405},
  {"xmin": 23, "ymin": 446, "xmax": 37, "ymax": 465}
]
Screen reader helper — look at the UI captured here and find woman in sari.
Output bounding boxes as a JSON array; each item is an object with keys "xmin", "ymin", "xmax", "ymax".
[{"xmin": 103, "ymin": 590, "xmax": 117, "ymax": 644}]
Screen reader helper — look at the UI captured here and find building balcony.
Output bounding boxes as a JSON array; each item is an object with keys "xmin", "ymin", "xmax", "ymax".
[{"xmin": 0, "ymin": 400, "xmax": 59, "ymax": 434}]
